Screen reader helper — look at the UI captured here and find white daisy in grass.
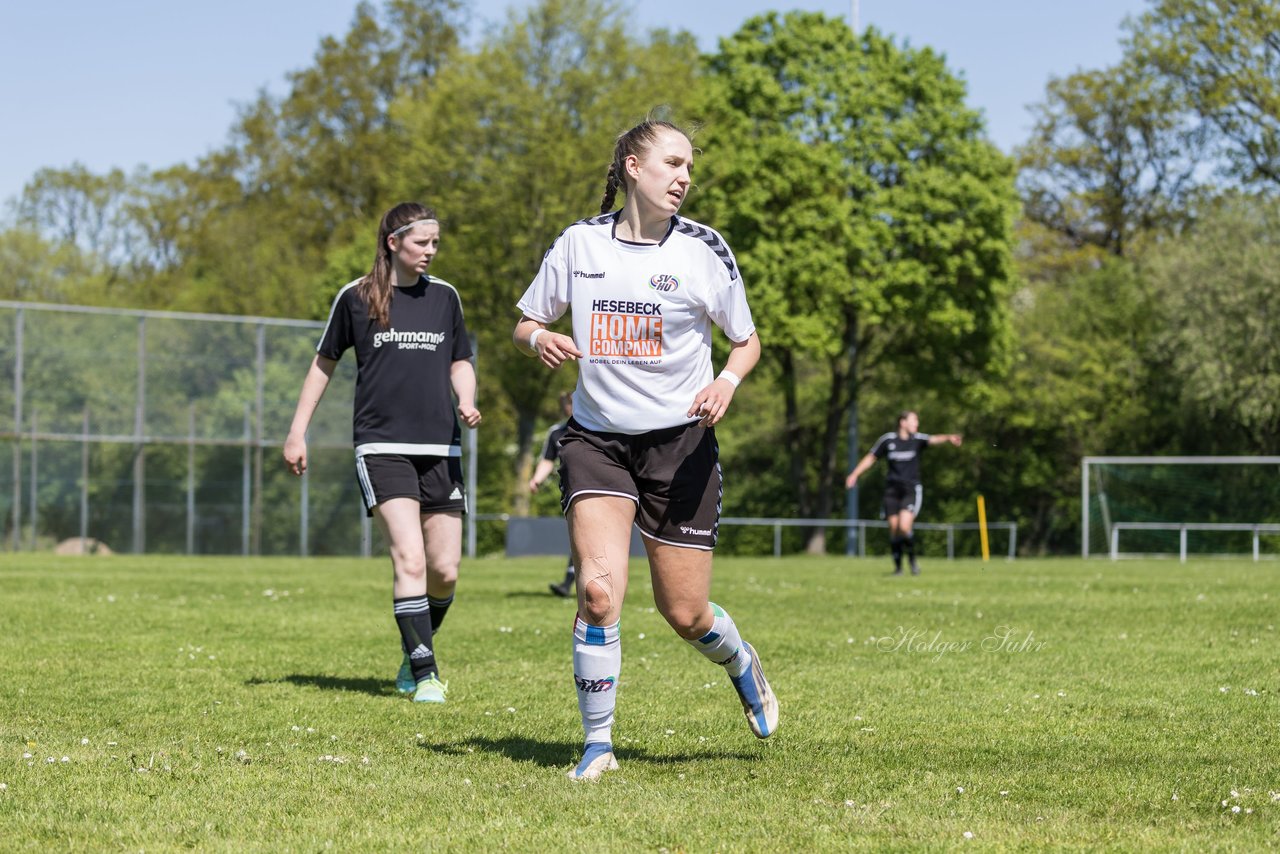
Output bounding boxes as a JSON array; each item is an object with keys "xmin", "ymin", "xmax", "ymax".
[
  {"xmin": 1001, "ymin": 791, "xmax": 1010, "ymax": 797},
  {"xmin": 664, "ymin": 729, "xmax": 674, "ymax": 736},
  {"xmin": 80, "ymin": 738, "xmax": 88, "ymax": 745},
  {"xmin": 963, "ymin": 831, "xmax": 974, "ymax": 839},
  {"xmin": 637, "ymin": 633, "xmax": 645, "ymax": 640},
  {"xmin": 0, "ymin": 783, "xmax": 7, "ymax": 790},
  {"xmin": 1231, "ymin": 806, "xmax": 1241, "ymax": 814},
  {"xmin": 507, "ymin": 707, "xmax": 517, "ymax": 714},
  {"xmin": 1244, "ymin": 688, "xmax": 1258, "ymax": 696},
  {"xmin": 45, "ymin": 757, "xmax": 54, "ymax": 764},
  {"xmin": 499, "ymin": 626, "xmax": 513, "ymax": 633},
  {"xmin": 1270, "ymin": 792, "xmax": 1280, "ymax": 802},
  {"xmin": 21, "ymin": 753, "xmax": 30, "ymax": 759},
  {"xmin": 956, "ymin": 787, "xmax": 964, "ymax": 794},
  {"xmin": 1220, "ymin": 687, "xmax": 1230, "ymax": 693},
  {"xmin": 60, "ymin": 757, "xmax": 69, "ymax": 763},
  {"xmin": 1170, "ymin": 794, "xmax": 1177, "ymax": 801}
]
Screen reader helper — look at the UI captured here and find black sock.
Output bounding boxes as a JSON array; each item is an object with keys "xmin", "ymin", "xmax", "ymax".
[
  {"xmin": 891, "ymin": 537, "xmax": 903, "ymax": 566},
  {"xmin": 563, "ymin": 563, "xmax": 576, "ymax": 585},
  {"xmin": 394, "ymin": 595, "xmax": 437, "ymax": 682},
  {"xmin": 905, "ymin": 535, "xmax": 916, "ymax": 560},
  {"xmin": 428, "ymin": 593, "xmax": 454, "ymax": 635}
]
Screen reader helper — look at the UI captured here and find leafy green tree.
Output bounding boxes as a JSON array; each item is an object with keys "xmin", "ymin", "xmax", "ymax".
[
  {"xmin": 1144, "ymin": 193, "xmax": 1280, "ymax": 449},
  {"xmin": 1017, "ymin": 62, "xmax": 1207, "ymax": 256},
  {"xmin": 386, "ymin": 0, "xmax": 700, "ymax": 513},
  {"xmin": 1128, "ymin": 0, "xmax": 1280, "ymax": 188},
  {"xmin": 971, "ymin": 230, "xmax": 1160, "ymax": 551},
  {"xmin": 689, "ymin": 14, "xmax": 1018, "ymax": 550}
]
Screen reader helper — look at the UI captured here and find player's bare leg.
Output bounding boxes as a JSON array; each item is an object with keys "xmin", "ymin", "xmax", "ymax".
[
  {"xmin": 564, "ymin": 495, "xmax": 634, "ymax": 780},
  {"xmin": 649, "ymin": 541, "xmax": 777, "ymax": 739}
]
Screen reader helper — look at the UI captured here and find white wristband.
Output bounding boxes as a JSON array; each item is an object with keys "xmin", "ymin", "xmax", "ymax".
[
  {"xmin": 717, "ymin": 369, "xmax": 741, "ymax": 388},
  {"xmin": 528, "ymin": 328, "xmax": 545, "ymax": 351}
]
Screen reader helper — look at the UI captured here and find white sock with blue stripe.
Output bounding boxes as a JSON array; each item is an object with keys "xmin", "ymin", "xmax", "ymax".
[
  {"xmin": 573, "ymin": 616, "xmax": 620, "ymax": 746},
  {"xmin": 688, "ymin": 603, "xmax": 751, "ymax": 678}
]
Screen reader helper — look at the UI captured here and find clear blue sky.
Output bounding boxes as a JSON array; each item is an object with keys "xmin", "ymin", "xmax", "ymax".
[{"xmin": 0, "ymin": 0, "xmax": 1149, "ymax": 210}]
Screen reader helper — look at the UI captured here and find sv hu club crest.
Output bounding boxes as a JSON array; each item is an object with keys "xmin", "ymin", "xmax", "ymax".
[{"xmin": 649, "ymin": 273, "xmax": 679, "ymax": 293}]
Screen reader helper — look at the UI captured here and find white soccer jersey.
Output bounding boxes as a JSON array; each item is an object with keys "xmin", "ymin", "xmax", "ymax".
[{"xmin": 517, "ymin": 213, "xmax": 756, "ymax": 434}]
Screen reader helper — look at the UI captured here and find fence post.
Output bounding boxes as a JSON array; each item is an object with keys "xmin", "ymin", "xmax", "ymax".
[
  {"xmin": 1110, "ymin": 527, "xmax": 1118, "ymax": 561},
  {"xmin": 80, "ymin": 407, "xmax": 89, "ymax": 546},
  {"xmin": 29, "ymin": 410, "xmax": 37, "ymax": 550},
  {"xmin": 252, "ymin": 324, "xmax": 265, "ymax": 556},
  {"xmin": 1254, "ymin": 527, "xmax": 1260, "ymax": 562},
  {"xmin": 1179, "ymin": 527, "xmax": 1187, "ymax": 564},
  {"xmin": 947, "ymin": 526, "xmax": 954, "ymax": 559},
  {"xmin": 132, "ymin": 316, "xmax": 146, "ymax": 554},
  {"xmin": 242, "ymin": 404, "xmax": 251, "ymax": 557},
  {"xmin": 773, "ymin": 522, "xmax": 781, "ymax": 557},
  {"xmin": 11, "ymin": 307, "xmax": 22, "ymax": 551},
  {"xmin": 299, "ymin": 429, "xmax": 309, "ymax": 558},
  {"xmin": 186, "ymin": 404, "xmax": 196, "ymax": 555},
  {"xmin": 1008, "ymin": 523, "xmax": 1017, "ymax": 560}
]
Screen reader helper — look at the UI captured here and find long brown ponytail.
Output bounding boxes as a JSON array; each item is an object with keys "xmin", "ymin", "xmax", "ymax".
[
  {"xmin": 357, "ymin": 202, "xmax": 436, "ymax": 328},
  {"xmin": 598, "ymin": 116, "xmax": 691, "ymax": 215}
]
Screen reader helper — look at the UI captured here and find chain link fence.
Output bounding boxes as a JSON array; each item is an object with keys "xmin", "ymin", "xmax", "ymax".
[{"xmin": 0, "ymin": 301, "xmax": 391, "ymax": 556}]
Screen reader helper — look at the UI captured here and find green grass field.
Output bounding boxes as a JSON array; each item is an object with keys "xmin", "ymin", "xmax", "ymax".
[{"xmin": 2, "ymin": 553, "xmax": 1278, "ymax": 851}]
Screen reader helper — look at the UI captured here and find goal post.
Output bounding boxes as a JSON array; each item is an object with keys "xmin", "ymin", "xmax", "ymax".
[{"xmin": 1082, "ymin": 456, "xmax": 1280, "ymax": 558}]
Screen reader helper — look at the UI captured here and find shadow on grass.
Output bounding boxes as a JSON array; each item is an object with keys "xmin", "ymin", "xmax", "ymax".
[
  {"xmin": 245, "ymin": 674, "xmax": 397, "ymax": 697},
  {"xmin": 426, "ymin": 735, "xmax": 761, "ymax": 768}
]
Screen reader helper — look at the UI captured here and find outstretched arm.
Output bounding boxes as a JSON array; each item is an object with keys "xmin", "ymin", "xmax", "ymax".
[
  {"xmin": 283, "ymin": 355, "xmax": 338, "ymax": 476},
  {"xmin": 844, "ymin": 452, "xmax": 879, "ymax": 489},
  {"xmin": 928, "ymin": 433, "xmax": 963, "ymax": 447}
]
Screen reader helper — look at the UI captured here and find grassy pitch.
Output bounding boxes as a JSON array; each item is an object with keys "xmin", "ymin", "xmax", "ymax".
[{"xmin": 1, "ymin": 553, "xmax": 1277, "ymax": 850}]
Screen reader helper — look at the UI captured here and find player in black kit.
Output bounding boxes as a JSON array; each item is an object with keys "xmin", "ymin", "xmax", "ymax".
[
  {"xmin": 845, "ymin": 410, "xmax": 962, "ymax": 575},
  {"xmin": 529, "ymin": 392, "xmax": 576, "ymax": 597},
  {"xmin": 284, "ymin": 202, "xmax": 482, "ymax": 703}
]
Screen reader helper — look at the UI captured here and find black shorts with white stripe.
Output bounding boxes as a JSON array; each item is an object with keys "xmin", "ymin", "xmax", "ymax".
[
  {"xmin": 356, "ymin": 454, "xmax": 466, "ymax": 517},
  {"xmin": 557, "ymin": 418, "xmax": 722, "ymax": 550}
]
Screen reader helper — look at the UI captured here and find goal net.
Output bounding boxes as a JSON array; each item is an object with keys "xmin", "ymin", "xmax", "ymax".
[{"xmin": 1082, "ymin": 456, "xmax": 1280, "ymax": 559}]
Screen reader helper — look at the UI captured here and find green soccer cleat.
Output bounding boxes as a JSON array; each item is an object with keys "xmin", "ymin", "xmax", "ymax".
[
  {"xmin": 396, "ymin": 655, "xmax": 415, "ymax": 693},
  {"xmin": 413, "ymin": 675, "xmax": 449, "ymax": 704}
]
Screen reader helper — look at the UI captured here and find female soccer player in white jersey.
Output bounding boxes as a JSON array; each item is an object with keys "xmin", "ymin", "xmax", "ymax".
[
  {"xmin": 845, "ymin": 410, "xmax": 962, "ymax": 575},
  {"xmin": 513, "ymin": 117, "xmax": 778, "ymax": 781},
  {"xmin": 284, "ymin": 202, "xmax": 482, "ymax": 704}
]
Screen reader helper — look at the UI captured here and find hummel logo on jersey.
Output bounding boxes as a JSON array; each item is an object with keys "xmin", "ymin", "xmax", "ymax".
[
  {"xmin": 449, "ymin": 487, "xmax": 462, "ymax": 500},
  {"xmin": 574, "ymin": 675, "xmax": 616, "ymax": 693},
  {"xmin": 888, "ymin": 450, "xmax": 917, "ymax": 461},
  {"xmin": 573, "ymin": 270, "xmax": 605, "ymax": 279},
  {"xmin": 409, "ymin": 643, "xmax": 433, "ymax": 660},
  {"xmin": 680, "ymin": 525, "xmax": 713, "ymax": 536},
  {"xmin": 649, "ymin": 273, "xmax": 680, "ymax": 293}
]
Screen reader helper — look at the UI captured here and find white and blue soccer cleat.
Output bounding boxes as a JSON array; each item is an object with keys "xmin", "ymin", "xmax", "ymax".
[
  {"xmin": 729, "ymin": 642, "xmax": 779, "ymax": 738},
  {"xmin": 567, "ymin": 742, "xmax": 618, "ymax": 781},
  {"xmin": 396, "ymin": 654, "xmax": 416, "ymax": 693}
]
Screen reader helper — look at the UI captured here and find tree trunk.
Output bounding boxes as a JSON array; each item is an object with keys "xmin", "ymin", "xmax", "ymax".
[
  {"xmin": 780, "ymin": 351, "xmax": 814, "ymax": 524},
  {"xmin": 510, "ymin": 408, "xmax": 537, "ymax": 516}
]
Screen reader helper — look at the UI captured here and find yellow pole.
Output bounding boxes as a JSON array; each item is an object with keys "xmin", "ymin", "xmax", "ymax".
[{"xmin": 977, "ymin": 495, "xmax": 990, "ymax": 562}]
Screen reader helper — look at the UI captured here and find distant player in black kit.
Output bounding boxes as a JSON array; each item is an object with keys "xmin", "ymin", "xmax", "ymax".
[
  {"xmin": 284, "ymin": 202, "xmax": 481, "ymax": 704},
  {"xmin": 845, "ymin": 411, "xmax": 961, "ymax": 575},
  {"xmin": 529, "ymin": 392, "xmax": 576, "ymax": 597}
]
